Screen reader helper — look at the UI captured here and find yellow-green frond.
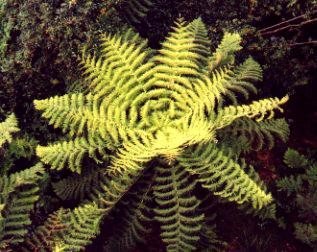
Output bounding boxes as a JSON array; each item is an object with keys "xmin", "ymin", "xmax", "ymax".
[
  {"xmin": 178, "ymin": 143, "xmax": 273, "ymax": 209},
  {"xmin": 0, "ymin": 114, "xmax": 20, "ymax": 147},
  {"xmin": 34, "ymin": 93, "xmax": 115, "ymax": 144},
  {"xmin": 215, "ymin": 95, "xmax": 289, "ymax": 129},
  {"xmin": 57, "ymin": 203, "xmax": 104, "ymax": 251},
  {"xmin": 153, "ymin": 165, "xmax": 204, "ymax": 251},
  {"xmin": 36, "ymin": 138, "xmax": 107, "ymax": 173},
  {"xmin": 209, "ymin": 32, "xmax": 242, "ymax": 70}
]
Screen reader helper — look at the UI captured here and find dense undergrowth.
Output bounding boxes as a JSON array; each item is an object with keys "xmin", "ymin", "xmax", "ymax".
[{"xmin": 0, "ymin": 0, "xmax": 316, "ymax": 251}]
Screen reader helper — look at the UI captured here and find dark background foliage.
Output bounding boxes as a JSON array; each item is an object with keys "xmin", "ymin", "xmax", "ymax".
[{"xmin": 0, "ymin": 0, "xmax": 123, "ymax": 138}]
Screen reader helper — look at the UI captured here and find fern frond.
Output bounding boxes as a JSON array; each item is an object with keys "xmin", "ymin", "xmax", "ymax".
[
  {"xmin": 215, "ymin": 96, "xmax": 289, "ymax": 129},
  {"xmin": 153, "ymin": 165, "xmax": 204, "ymax": 251},
  {"xmin": 106, "ymin": 174, "xmax": 153, "ymax": 251},
  {"xmin": 0, "ymin": 163, "xmax": 45, "ymax": 245},
  {"xmin": 58, "ymin": 203, "xmax": 104, "ymax": 251},
  {"xmin": 53, "ymin": 169, "xmax": 107, "ymax": 201},
  {"xmin": 186, "ymin": 17, "xmax": 210, "ymax": 68},
  {"xmin": 34, "ymin": 93, "xmax": 104, "ymax": 137},
  {"xmin": 90, "ymin": 31, "xmax": 152, "ymax": 97},
  {"xmin": 304, "ymin": 164, "xmax": 317, "ymax": 186},
  {"xmin": 223, "ymin": 57, "xmax": 262, "ymax": 103},
  {"xmin": 209, "ymin": 32, "xmax": 242, "ymax": 70},
  {"xmin": 23, "ymin": 204, "xmax": 105, "ymax": 252},
  {"xmin": 151, "ymin": 18, "xmax": 203, "ymax": 87},
  {"xmin": 235, "ymin": 164, "xmax": 277, "ymax": 219},
  {"xmin": 0, "ymin": 163, "xmax": 44, "ymax": 200},
  {"xmin": 294, "ymin": 223, "xmax": 317, "ymax": 246},
  {"xmin": 22, "ymin": 208, "xmax": 69, "ymax": 251},
  {"xmin": 121, "ymin": 0, "xmax": 153, "ymax": 23},
  {"xmin": 0, "ymin": 114, "xmax": 20, "ymax": 147},
  {"xmin": 178, "ymin": 144, "xmax": 272, "ymax": 209},
  {"xmin": 219, "ymin": 118, "xmax": 290, "ymax": 151},
  {"xmin": 36, "ymin": 137, "xmax": 107, "ymax": 173},
  {"xmin": 284, "ymin": 148, "xmax": 309, "ymax": 169},
  {"xmin": 277, "ymin": 176, "xmax": 302, "ymax": 195}
]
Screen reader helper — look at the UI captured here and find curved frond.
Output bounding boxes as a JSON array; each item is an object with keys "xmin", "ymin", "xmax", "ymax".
[
  {"xmin": 284, "ymin": 148, "xmax": 309, "ymax": 169},
  {"xmin": 59, "ymin": 203, "xmax": 104, "ymax": 251},
  {"xmin": 209, "ymin": 32, "xmax": 242, "ymax": 70},
  {"xmin": 36, "ymin": 137, "xmax": 107, "ymax": 173},
  {"xmin": 34, "ymin": 93, "xmax": 105, "ymax": 139},
  {"xmin": 22, "ymin": 208, "xmax": 69, "ymax": 251},
  {"xmin": 178, "ymin": 144, "xmax": 272, "ymax": 209},
  {"xmin": 215, "ymin": 96, "xmax": 289, "ymax": 129},
  {"xmin": 223, "ymin": 57, "xmax": 262, "ymax": 103},
  {"xmin": 236, "ymin": 164, "xmax": 277, "ymax": 220}
]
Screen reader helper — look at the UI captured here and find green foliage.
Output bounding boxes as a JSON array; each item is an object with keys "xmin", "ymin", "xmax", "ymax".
[
  {"xmin": 153, "ymin": 165, "xmax": 204, "ymax": 251},
  {"xmin": 283, "ymin": 148, "xmax": 309, "ymax": 168},
  {"xmin": 22, "ymin": 208, "xmax": 69, "ymax": 251},
  {"xmin": 0, "ymin": 114, "xmax": 19, "ymax": 147},
  {"xmin": 53, "ymin": 168, "xmax": 108, "ymax": 201},
  {"xmin": 119, "ymin": 0, "xmax": 154, "ymax": 23},
  {"xmin": 276, "ymin": 148, "xmax": 317, "ymax": 248},
  {"xmin": 294, "ymin": 223, "xmax": 317, "ymax": 247},
  {"xmin": 140, "ymin": 0, "xmax": 316, "ymax": 93},
  {"xmin": 0, "ymin": 0, "xmax": 133, "ymax": 139},
  {"xmin": 32, "ymin": 18, "xmax": 290, "ymax": 251},
  {"xmin": 23, "ymin": 203, "xmax": 104, "ymax": 252},
  {"xmin": 209, "ymin": 32, "xmax": 242, "ymax": 70},
  {"xmin": 0, "ymin": 134, "xmax": 38, "ymax": 176},
  {"xmin": 220, "ymin": 118, "xmax": 289, "ymax": 152},
  {"xmin": 0, "ymin": 114, "xmax": 46, "ymax": 248},
  {"xmin": 59, "ymin": 203, "xmax": 104, "ymax": 251},
  {"xmin": 0, "ymin": 163, "xmax": 45, "ymax": 246},
  {"xmin": 106, "ymin": 173, "xmax": 152, "ymax": 251}
]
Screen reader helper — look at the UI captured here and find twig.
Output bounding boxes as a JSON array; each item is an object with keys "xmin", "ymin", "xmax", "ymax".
[
  {"xmin": 260, "ymin": 18, "xmax": 317, "ymax": 36},
  {"xmin": 288, "ymin": 41, "xmax": 317, "ymax": 46},
  {"xmin": 248, "ymin": 40, "xmax": 317, "ymax": 50},
  {"xmin": 258, "ymin": 9, "xmax": 317, "ymax": 33}
]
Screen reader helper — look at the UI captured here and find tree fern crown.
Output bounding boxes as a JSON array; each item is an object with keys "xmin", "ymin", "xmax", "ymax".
[{"xmin": 34, "ymin": 18, "xmax": 289, "ymax": 251}]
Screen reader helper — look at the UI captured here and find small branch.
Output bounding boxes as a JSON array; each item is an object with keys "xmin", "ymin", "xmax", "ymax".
[
  {"xmin": 258, "ymin": 9, "xmax": 317, "ymax": 33},
  {"xmin": 248, "ymin": 40, "xmax": 317, "ymax": 50},
  {"xmin": 260, "ymin": 18, "xmax": 317, "ymax": 36},
  {"xmin": 288, "ymin": 40, "xmax": 317, "ymax": 46}
]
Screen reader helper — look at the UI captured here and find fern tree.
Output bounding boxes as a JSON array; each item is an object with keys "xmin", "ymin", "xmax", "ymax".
[{"xmin": 32, "ymin": 18, "xmax": 289, "ymax": 251}]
